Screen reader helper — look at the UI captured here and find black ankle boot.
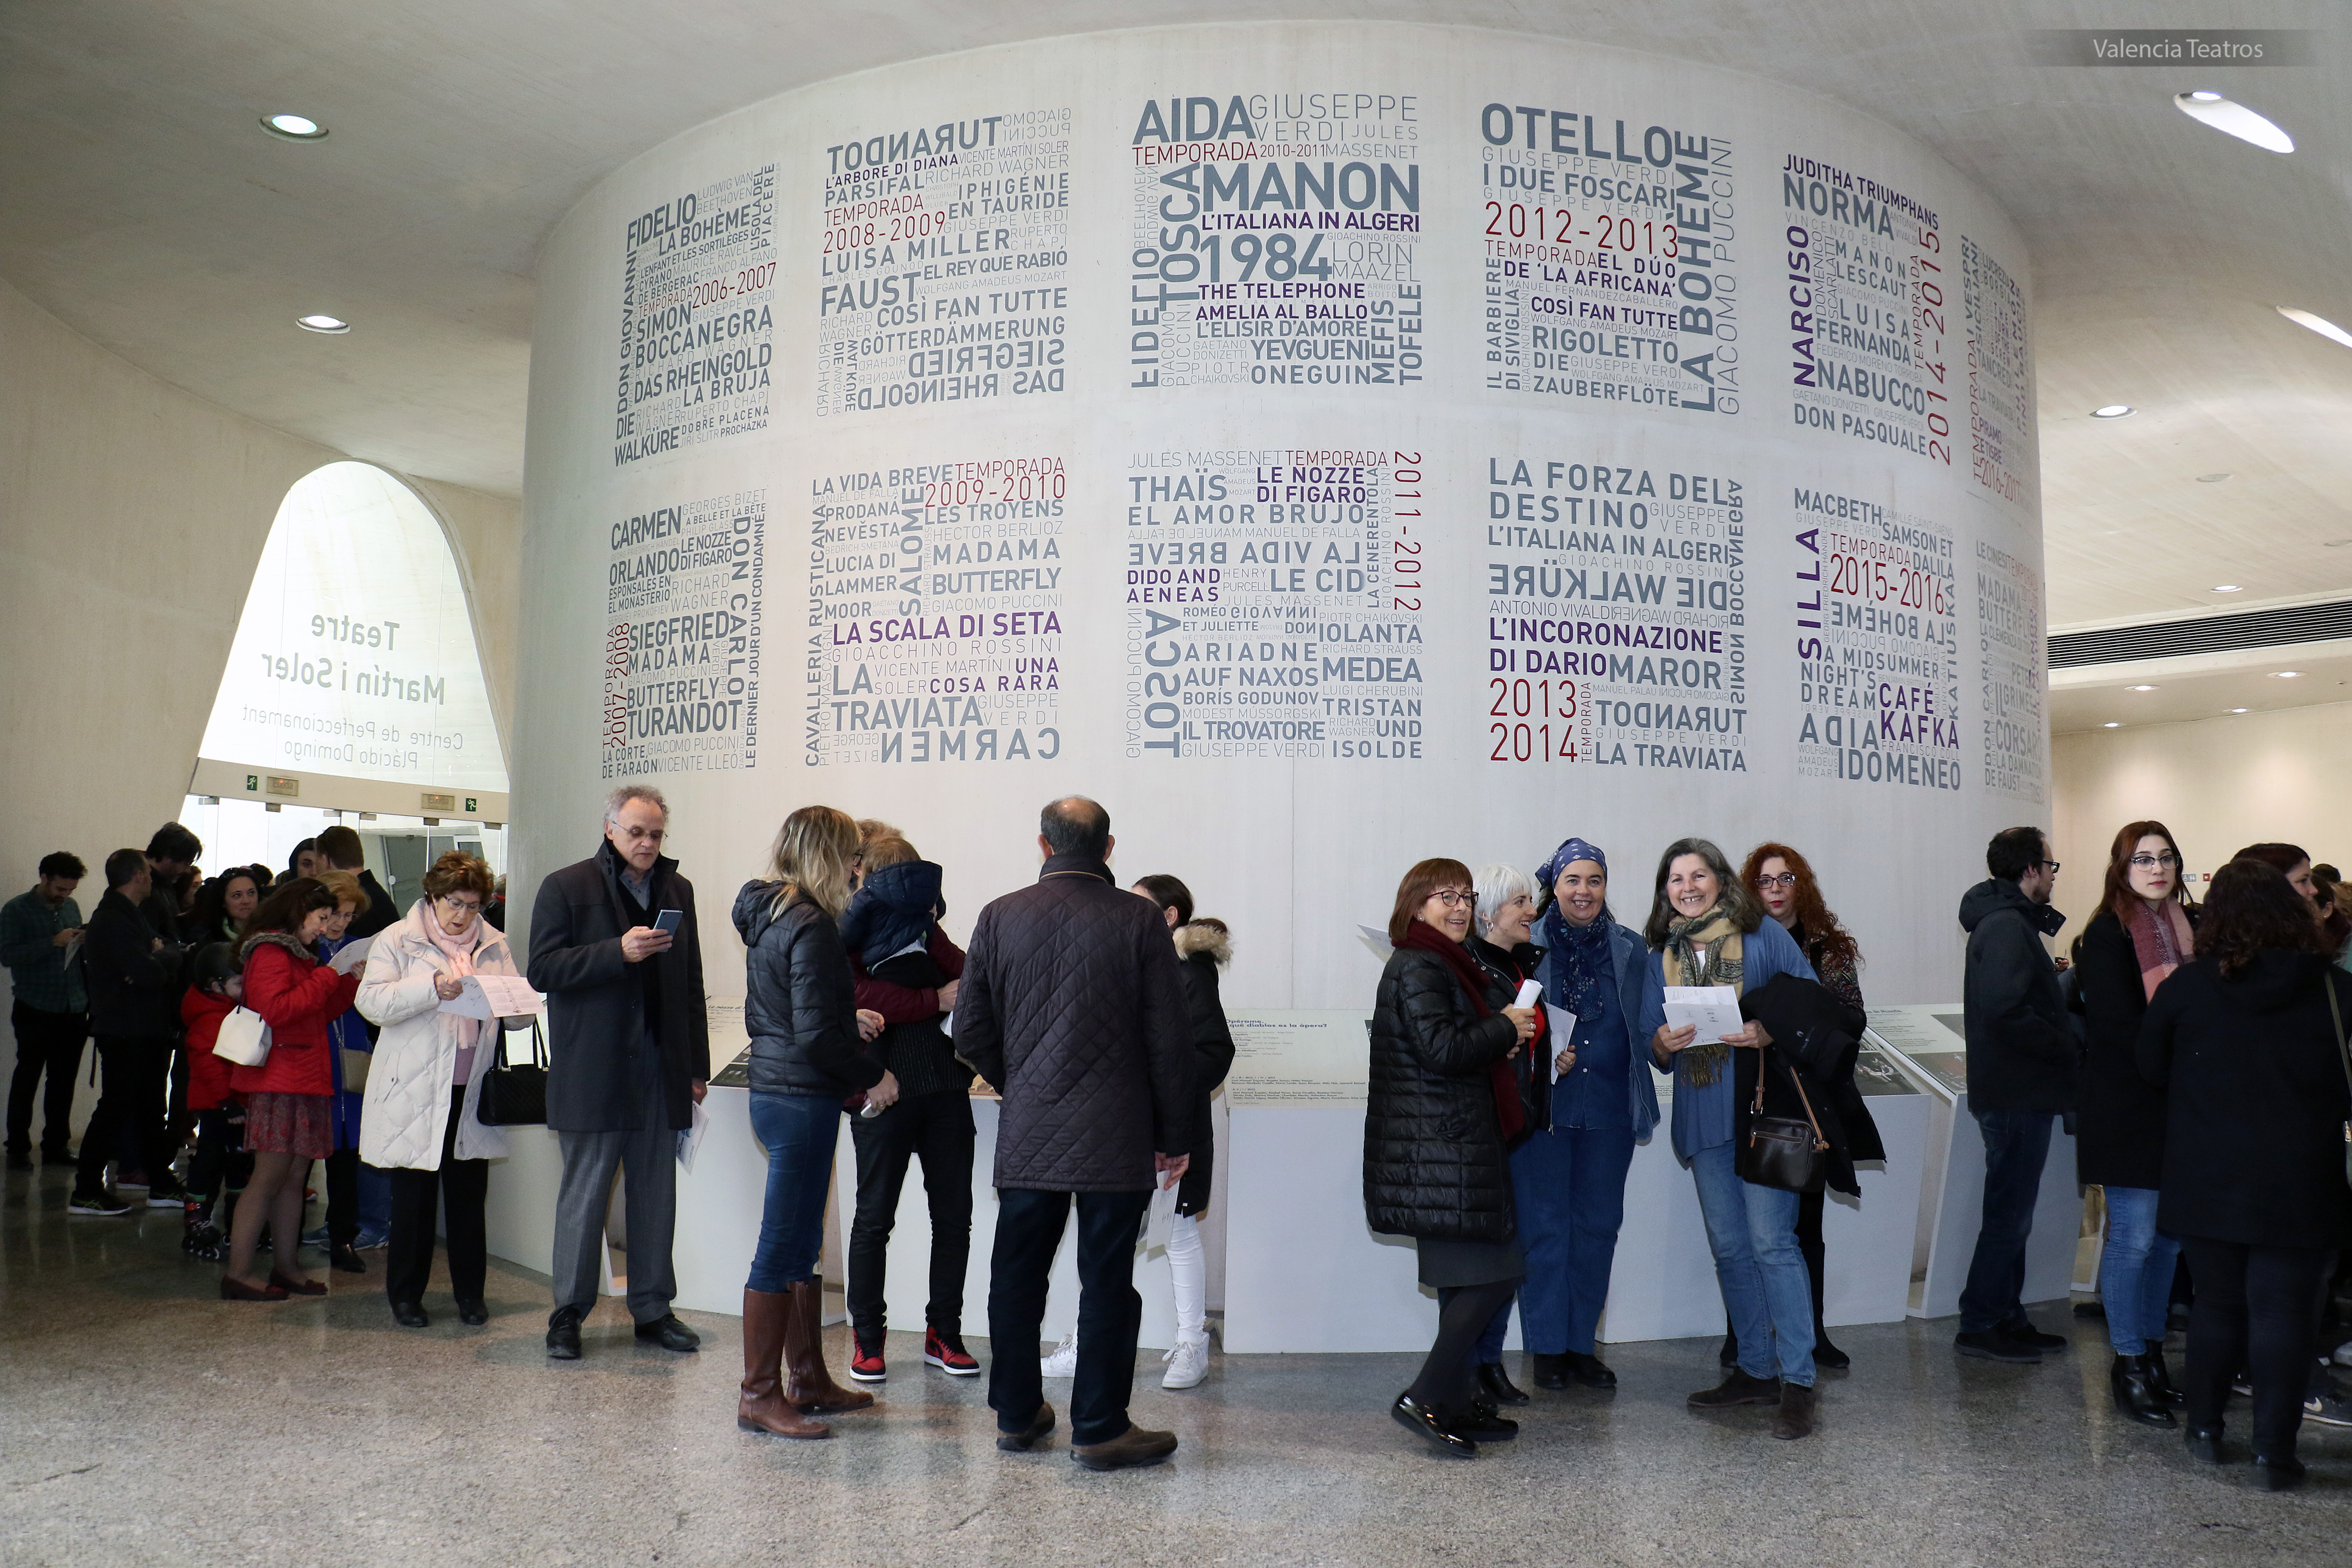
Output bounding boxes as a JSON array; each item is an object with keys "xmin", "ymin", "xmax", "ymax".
[
  {"xmin": 1813, "ymin": 1321, "xmax": 1850, "ymax": 1371},
  {"xmin": 1476, "ymin": 1360, "xmax": 1530, "ymax": 1406},
  {"xmin": 2110, "ymin": 1353, "xmax": 2176, "ymax": 1427},
  {"xmin": 2141, "ymin": 1348, "xmax": 2185, "ymax": 1407}
]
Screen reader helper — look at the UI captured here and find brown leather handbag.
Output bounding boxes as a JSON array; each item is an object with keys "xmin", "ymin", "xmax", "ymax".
[{"xmin": 1736, "ymin": 1046, "xmax": 1830, "ymax": 1194}]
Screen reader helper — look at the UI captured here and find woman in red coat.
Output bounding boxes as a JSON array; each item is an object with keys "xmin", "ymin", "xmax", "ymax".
[{"xmin": 221, "ymin": 879, "xmax": 361, "ymax": 1301}]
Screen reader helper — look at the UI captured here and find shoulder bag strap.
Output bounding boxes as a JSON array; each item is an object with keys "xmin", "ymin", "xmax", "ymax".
[{"xmin": 1773, "ymin": 1045, "xmax": 1830, "ymax": 1152}]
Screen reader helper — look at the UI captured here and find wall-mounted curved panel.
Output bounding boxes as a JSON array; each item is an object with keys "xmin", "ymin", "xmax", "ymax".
[{"xmin": 518, "ymin": 23, "xmax": 2042, "ymax": 1006}]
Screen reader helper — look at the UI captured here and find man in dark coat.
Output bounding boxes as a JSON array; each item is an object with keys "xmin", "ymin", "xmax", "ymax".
[
  {"xmin": 1954, "ymin": 824, "xmax": 2076, "ymax": 1364},
  {"xmin": 71, "ymin": 849, "xmax": 185, "ymax": 1213},
  {"xmin": 315, "ymin": 825, "xmax": 397, "ymax": 939},
  {"xmin": 953, "ymin": 796, "xmax": 1193, "ymax": 1471},
  {"xmin": 527, "ymin": 784, "xmax": 710, "ymax": 1359}
]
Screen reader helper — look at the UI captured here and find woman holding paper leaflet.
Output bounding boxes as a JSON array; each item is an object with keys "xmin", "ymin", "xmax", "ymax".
[
  {"xmin": 1639, "ymin": 838, "xmax": 1823, "ymax": 1439},
  {"xmin": 358, "ymin": 853, "xmax": 531, "ymax": 1329},
  {"xmin": 1510, "ymin": 839, "xmax": 1657, "ymax": 1393},
  {"xmin": 1365, "ymin": 858, "xmax": 1538, "ymax": 1457}
]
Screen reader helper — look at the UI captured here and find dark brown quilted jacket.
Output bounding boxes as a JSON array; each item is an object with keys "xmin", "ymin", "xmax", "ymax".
[{"xmin": 952, "ymin": 855, "xmax": 1194, "ymax": 1191}]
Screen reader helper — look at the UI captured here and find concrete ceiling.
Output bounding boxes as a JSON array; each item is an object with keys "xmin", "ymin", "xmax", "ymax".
[{"xmin": 4, "ymin": 1, "xmax": 2347, "ymax": 638}]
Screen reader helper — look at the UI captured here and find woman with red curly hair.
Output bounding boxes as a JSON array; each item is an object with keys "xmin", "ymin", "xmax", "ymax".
[{"xmin": 1739, "ymin": 842, "xmax": 1881, "ymax": 1372}]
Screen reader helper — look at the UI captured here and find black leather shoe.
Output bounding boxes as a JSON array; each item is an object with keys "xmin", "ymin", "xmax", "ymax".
[
  {"xmin": 2110, "ymin": 1353, "xmax": 2176, "ymax": 1427},
  {"xmin": 456, "ymin": 1298, "xmax": 489, "ymax": 1326},
  {"xmin": 1717, "ymin": 1332, "xmax": 1739, "ymax": 1368},
  {"xmin": 1531, "ymin": 1352, "xmax": 1569, "ymax": 1390},
  {"xmin": 2143, "ymin": 1348, "xmax": 2186, "ymax": 1407},
  {"xmin": 1562, "ymin": 1350, "xmax": 1618, "ymax": 1388},
  {"xmin": 2183, "ymin": 1423, "xmax": 2225, "ymax": 1464},
  {"xmin": 5, "ymin": 1150, "xmax": 30, "ymax": 1172},
  {"xmin": 1813, "ymin": 1333, "xmax": 1851, "ymax": 1371},
  {"xmin": 330, "ymin": 1244, "xmax": 366, "ymax": 1274},
  {"xmin": 2254, "ymin": 1453, "xmax": 2307, "ymax": 1491},
  {"xmin": 1476, "ymin": 1360, "xmax": 1531, "ymax": 1406},
  {"xmin": 391, "ymin": 1300, "xmax": 429, "ymax": 1329},
  {"xmin": 634, "ymin": 1313, "xmax": 701, "ymax": 1352},
  {"xmin": 1997, "ymin": 1317, "xmax": 2067, "ymax": 1352},
  {"xmin": 1954, "ymin": 1330, "xmax": 2040, "ymax": 1364},
  {"xmin": 546, "ymin": 1307, "xmax": 583, "ymax": 1360},
  {"xmin": 1458, "ymin": 1396, "xmax": 1519, "ymax": 1441},
  {"xmin": 1390, "ymin": 1393, "xmax": 1476, "ymax": 1458}
]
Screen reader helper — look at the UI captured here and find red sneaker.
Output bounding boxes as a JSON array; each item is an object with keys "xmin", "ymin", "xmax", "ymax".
[
  {"xmin": 925, "ymin": 1326, "xmax": 980, "ymax": 1375},
  {"xmin": 849, "ymin": 1333, "xmax": 886, "ymax": 1383}
]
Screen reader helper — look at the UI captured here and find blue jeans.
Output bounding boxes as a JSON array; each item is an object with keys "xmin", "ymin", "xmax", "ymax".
[
  {"xmin": 1958, "ymin": 1109, "xmax": 2055, "ymax": 1334},
  {"xmin": 2098, "ymin": 1185, "xmax": 2181, "ymax": 1355},
  {"xmin": 1495, "ymin": 1125, "xmax": 1639, "ymax": 1357},
  {"xmin": 1690, "ymin": 1141, "xmax": 1816, "ymax": 1386},
  {"xmin": 746, "ymin": 1091, "xmax": 842, "ymax": 1292}
]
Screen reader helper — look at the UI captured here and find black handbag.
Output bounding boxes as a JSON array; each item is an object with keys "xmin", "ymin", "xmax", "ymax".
[
  {"xmin": 475, "ymin": 1019, "xmax": 548, "ymax": 1127},
  {"xmin": 1735, "ymin": 1046, "xmax": 1829, "ymax": 1194}
]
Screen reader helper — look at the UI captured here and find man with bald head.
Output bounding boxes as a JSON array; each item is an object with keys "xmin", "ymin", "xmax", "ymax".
[{"xmin": 953, "ymin": 796, "xmax": 1194, "ymax": 1471}]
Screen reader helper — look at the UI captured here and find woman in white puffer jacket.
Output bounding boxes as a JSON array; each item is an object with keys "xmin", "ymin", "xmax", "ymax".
[{"xmin": 358, "ymin": 852, "xmax": 533, "ymax": 1330}]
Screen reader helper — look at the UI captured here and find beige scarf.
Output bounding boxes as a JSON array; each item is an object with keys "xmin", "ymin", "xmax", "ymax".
[{"xmin": 1662, "ymin": 906, "xmax": 1744, "ymax": 1088}]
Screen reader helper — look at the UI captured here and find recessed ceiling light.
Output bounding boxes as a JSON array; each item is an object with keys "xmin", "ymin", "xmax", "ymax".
[
  {"xmin": 2173, "ymin": 92, "xmax": 2294, "ymax": 154},
  {"xmin": 2278, "ymin": 308, "xmax": 2352, "ymax": 351},
  {"xmin": 2128, "ymin": 684, "xmax": 2156, "ymax": 692},
  {"xmin": 2092, "ymin": 404, "xmax": 2134, "ymax": 418},
  {"xmin": 2274, "ymin": 671, "xmax": 2302, "ymax": 679},
  {"xmin": 260, "ymin": 113, "xmax": 328, "ymax": 141},
  {"xmin": 2229, "ymin": 707, "xmax": 2250, "ymax": 714},
  {"xmin": 2196, "ymin": 473, "xmax": 2230, "ymax": 483},
  {"xmin": 296, "ymin": 314, "xmax": 349, "ymax": 334},
  {"xmin": 2103, "ymin": 722, "xmax": 2121, "ymax": 728},
  {"xmin": 2212, "ymin": 585, "xmax": 2242, "ymax": 592}
]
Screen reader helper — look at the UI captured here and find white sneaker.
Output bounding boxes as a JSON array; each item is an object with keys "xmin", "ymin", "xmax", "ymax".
[
  {"xmin": 2333, "ymin": 1339, "xmax": 2352, "ymax": 1369},
  {"xmin": 1161, "ymin": 1335, "xmax": 1210, "ymax": 1390},
  {"xmin": 1039, "ymin": 1329, "xmax": 1078, "ymax": 1378}
]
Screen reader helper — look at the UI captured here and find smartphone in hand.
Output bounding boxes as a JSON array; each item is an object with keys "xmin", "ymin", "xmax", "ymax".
[{"xmin": 653, "ymin": 909, "xmax": 683, "ymax": 934}]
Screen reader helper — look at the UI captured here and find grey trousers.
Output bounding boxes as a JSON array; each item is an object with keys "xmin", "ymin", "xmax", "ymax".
[{"xmin": 550, "ymin": 1124, "xmax": 678, "ymax": 1326}]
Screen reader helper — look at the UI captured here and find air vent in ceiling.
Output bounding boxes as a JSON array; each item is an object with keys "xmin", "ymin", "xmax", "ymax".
[{"xmin": 2049, "ymin": 600, "xmax": 2352, "ymax": 669}]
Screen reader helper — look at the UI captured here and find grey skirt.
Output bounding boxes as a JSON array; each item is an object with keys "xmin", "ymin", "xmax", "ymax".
[{"xmin": 1415, "ymin": 1234, "xmax": 1526, "ymax": 1289}]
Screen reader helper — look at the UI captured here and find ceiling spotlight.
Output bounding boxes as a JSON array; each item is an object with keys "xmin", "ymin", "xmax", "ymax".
[
  {"xmin": 2274, "ymin": 671, "xmax": 2302, "ymax": 679},
  {"xmin": 261, "ymin": 113, "xmax": 328, "ymax": 141},
  {"xmin": 2212, "ymin": 584, "xmax": 2242, "ymax": 592},
  {"xmin": 2103, "ymin": 722, "xmax": 2121, "ymax": 729},
  {"xmin": 2196, "ymin": 473, "xmax": 2230, "ymax": 483},
  {"xmin": 2278, "ymin": 308, "xmax": 2352, "ymax": 351},
  {"xmin": 296, "ymin": 314, "xmax": 349, "ymax": 334},
  {"xmin": 2173, "ymin": 92, "xmax": 2294, "ymax": 154},
  {"xmin": 2128, "ymin": 684, "xmax": 2156, "ymax": 692},
  {"xmin": 2092, "ymin": 404, "xmax": 2134, "ymax": 418}
]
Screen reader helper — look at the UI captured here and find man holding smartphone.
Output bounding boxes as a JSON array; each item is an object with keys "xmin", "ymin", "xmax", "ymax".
[{"xmin": 528, "ymin": 784, "xmax": 711, "ymax": 1359}]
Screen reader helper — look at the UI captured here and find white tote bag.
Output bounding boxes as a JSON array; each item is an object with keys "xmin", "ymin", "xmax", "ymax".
[{"xmin": 211, "ymin": 1006, "xmax": 273, "ymax": 1068}]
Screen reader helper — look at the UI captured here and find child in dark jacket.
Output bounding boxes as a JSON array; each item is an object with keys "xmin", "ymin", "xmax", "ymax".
[
  {"xmin": 180, "ymin": 942, "xmax": 250, "ymax": 1259},
  {"xmin": 839, "ymin": 859, "xmax": 945, "ymax": 967}
]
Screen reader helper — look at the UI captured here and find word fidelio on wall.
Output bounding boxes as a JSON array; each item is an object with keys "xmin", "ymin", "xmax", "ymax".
[{"xmin": 614, "ymin": 166, "xmax": 778, "ymax": 465}]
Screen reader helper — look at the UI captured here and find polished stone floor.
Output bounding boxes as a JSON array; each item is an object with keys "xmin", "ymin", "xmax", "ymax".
[{"xmin": 3, "ymin": 1163, "xmax": 2344, "ymax": 1568}]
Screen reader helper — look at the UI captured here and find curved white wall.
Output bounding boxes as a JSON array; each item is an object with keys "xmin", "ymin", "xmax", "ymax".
[{"xmin": 517, "ymin": 22, "xmax": 2043, "ymax": 1008}]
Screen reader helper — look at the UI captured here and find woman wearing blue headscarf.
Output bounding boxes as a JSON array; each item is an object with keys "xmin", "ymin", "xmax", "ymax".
[{"xmin": 1512, "ymin": 837, "xmax": 1658, "ymax": 1391}]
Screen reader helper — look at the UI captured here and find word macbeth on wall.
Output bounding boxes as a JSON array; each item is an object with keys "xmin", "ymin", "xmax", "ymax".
[{"xmin": 522, "ymin": 24, "xmax": 2049, "ymax": 1014}]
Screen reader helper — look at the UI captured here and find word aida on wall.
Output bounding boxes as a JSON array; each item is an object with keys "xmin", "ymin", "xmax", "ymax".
[
  {"xmin": 616, "ymin": 167, "xmax": 778, "ymax": 465},
  {"xmin": 1476, "ymin": 101, "xmax": 1737, "ymax": 413},
  {"xmin": 601, "ymin": 493, "xmax": 765, "ymax": 778},
  {"xmin": 1125, "ymin": 448, "xmax": 1423, "ymax": 760},
  {"xmin": 805, "ymin": 457, "xmax": 1065, "ymax": 766},
  {"xmin": 1483, "ymin": 456, "xmax": 1747, "ymax": 771},
  {"xmin": 817, "ymin": 110, "xmax": 1072, "ymax": 415},
  {"xmin": 1128, "ymin": 94, "xmax": 1425, "ymax": 391}
]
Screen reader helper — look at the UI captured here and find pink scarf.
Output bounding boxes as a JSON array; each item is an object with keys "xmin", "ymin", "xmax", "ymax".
[
  {"xmin": 426, "ymin": 912, "xmax": 484, "ymax": 1082},
  {"xmin": 2122, "ymin": 897, "xmax": 2193, "ymax": 1001}
]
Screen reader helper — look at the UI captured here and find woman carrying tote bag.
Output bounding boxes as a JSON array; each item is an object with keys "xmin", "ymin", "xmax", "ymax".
[{"xmin": 358, "ymin": 853, "xmax": 535, "ymax": 1330}]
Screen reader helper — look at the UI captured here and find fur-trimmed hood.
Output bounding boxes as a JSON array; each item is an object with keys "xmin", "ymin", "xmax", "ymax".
[
  {"xmin": 1174, "ymin": 919, "xmax": 1231, "ymax": 968},
  {"xmin": 240, "ymin": 928, "xmax": 320, "ymax": 967}
]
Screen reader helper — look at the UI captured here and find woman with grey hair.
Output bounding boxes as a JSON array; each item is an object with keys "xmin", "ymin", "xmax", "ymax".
[
  {"xmin": 1461, "ymin": 863, "xmax": 1549, "ymax": 1408},
  {"xmin": 1637, "ymin": 836, "xmax": 1822, "ymax": 1438}
]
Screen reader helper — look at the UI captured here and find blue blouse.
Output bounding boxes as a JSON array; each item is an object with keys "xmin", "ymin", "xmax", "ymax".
[{"xmin": 1636, "ymin": 916, "xmax": 1817, "ymax": 1162}]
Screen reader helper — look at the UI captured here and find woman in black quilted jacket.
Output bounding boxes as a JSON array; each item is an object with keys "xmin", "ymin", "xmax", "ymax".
[
  {"xmin": 730, "ymin": 805, "xmax": 897, "ymax": 1440},
  {"xmin": 1365, "ymin": 857, "xmax": 1537, "ymax": 1457}
]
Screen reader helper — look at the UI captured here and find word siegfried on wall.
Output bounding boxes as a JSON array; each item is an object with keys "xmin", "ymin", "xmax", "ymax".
[
  {"xmin": 1792, "ymin": 491, "xmax": 1960, "ymax": 790},
  {"xmin": 1782, "ymin": 155, "xmax": 1955, "ymax": 466},
  {"xmin": 616, "ymin": 166, "xmax": 778, "ymax": 466},
  {"xmin": 602, "ymin": 492, "xmax": 764, "ymax": 778},
  {"xmin": 1125, "ymin": 446, "xmax": 1421, "ymax": 760},
  {"xmin": 1484, "ymin": 455, "xmax": 1748, "ymax": 772},
  {"xmin": 817, "ymin": 110, "xmax": 1072, "ymax": 416},
  {"xmin": 1976, "ymin": 540, "xmax": 2045, "ymax": 799},
  {"xmin": 804, "ymin": 456, "xmax": 1065, "ymax": 765},
  {"xmin": 1961, "ymin": 239, "xmax": 2031, "ymax": 508},
  {"xmin": 1127, "ymin": 94, "xmax": 1425, "ymax": 391},
  {"xmin": 1476, "ymin": 101, "xmax": 1737, "ymax": 414}
]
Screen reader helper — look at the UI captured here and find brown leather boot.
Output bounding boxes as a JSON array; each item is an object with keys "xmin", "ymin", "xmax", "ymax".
[
  {"xmin": 738, "ymin": 1288, "xmax": 828, "ymax": 1438},
  {"xmin": 783, "ymin": 1277, "xmax": 874, "ymax": 1414},
  {"xmin": 1770, "ymin": 1381, "xmax": 1817, "ymax": 1440}
]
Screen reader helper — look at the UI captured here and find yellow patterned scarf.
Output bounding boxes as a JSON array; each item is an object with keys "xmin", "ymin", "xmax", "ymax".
[{"xmin": 1662, "ymin": 906, "xmax": 1744, "ymax": 1088}]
